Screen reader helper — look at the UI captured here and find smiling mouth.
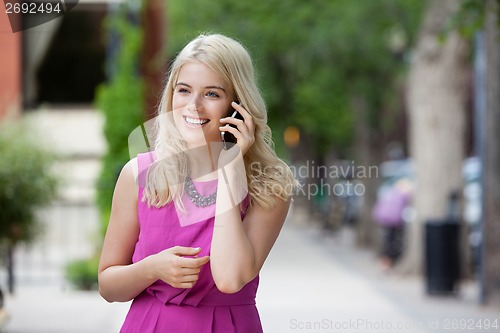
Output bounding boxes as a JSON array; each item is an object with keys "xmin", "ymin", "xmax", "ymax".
[{"xmin": 184, "ymin": 116, "xmax": 209, "ymax": 127}]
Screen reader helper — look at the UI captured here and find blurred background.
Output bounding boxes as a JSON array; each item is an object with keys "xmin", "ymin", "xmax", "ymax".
[{"xmin": 1, "ymin": 0, "xmax": 500, "ymax": 332}]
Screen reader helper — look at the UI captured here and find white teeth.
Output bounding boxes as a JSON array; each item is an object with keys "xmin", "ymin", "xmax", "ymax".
[{"xmin": 185, "ymin": 117, "xmax": 209, "ymax": 125}]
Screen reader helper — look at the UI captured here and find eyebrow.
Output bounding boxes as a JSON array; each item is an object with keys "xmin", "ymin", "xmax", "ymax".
[{"xmin": 176, "ymin": 82, "xmax": 226, "ymax": 92}]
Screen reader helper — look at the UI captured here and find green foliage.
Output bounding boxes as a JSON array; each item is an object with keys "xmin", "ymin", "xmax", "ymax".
[
  {"xmin": 448, "ymin": 0, "xmax": 500, "ymax": 39},
  {"xmin": 65, "ymin": 256, "xmax": 99, "ymax": 290},
  {"xmin": 168, "ymin": 0, "xmax": 426, "ymax": 155},
  {"xmin": 70, "ymin": 1, "xmax": 145, "ymax": 291},
  {"xmin": 0, "ymin": 121, "xmax": 58, "ymax": 244},
  {"xmin": 94, "ymin": 1, "xmax": 144, "ymax": 230},
  {"xmin": 452, "ymin": 0, "xmax": 488, "ymax": 38}
]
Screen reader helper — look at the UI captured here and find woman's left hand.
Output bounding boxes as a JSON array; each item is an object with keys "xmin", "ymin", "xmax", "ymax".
[{"xmin": 219, "ymin": 102, "xmax": 255, "ymax": 156}]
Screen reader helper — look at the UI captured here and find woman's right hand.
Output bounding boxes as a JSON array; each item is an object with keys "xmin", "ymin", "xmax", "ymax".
[{"xmin": 150, "ymin": 246, "xmax": 210, "ymax": 289}]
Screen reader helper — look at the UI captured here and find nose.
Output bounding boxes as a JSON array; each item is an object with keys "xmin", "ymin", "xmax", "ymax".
[{"xmin": 189, "ymin": 93, "xmax": 203, "ymax": 113}]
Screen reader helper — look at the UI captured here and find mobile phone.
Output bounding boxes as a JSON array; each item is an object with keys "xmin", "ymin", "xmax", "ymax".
[{"xmin": 221, "ymin": 109, "xmax": 244, "ymax": 150}]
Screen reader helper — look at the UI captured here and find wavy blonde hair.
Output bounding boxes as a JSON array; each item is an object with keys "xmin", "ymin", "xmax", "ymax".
[{"xmin": 143, "ymin": 33, "xmax": 297, "ymax": 209}]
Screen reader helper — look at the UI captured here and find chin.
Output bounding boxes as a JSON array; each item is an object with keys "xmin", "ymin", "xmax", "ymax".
[{"xmin": 182, "ymin": 136, "xmax": 207, "ymax": 148}]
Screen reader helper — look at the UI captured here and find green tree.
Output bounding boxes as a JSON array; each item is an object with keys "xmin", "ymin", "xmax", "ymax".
[
  {"xmin": 483, "ymin": 0, "xmax": 500, "ymax": 308},
  {"xmin": 66, "ymin": 2, "xmax": 146, "ymax": 291},
  {"xmin": 389, "ymin": 0, "xmax": 500, "ymax": 305},
  {"xmin": 169, "ymin": 0, "xmax": 423, "ymax": 150},
  {"xmin": 95, "ymin": 1, "xmax": 144, "ymax": 231},
  {"xmin": 0, "ymin": 121, "xmax": 58, "ymax": 293},
  {"xmin": 402, "ymin": 0, "xmax": 470, "ymax": 276},
  {"xmin": 168, "ymin": 0, "xmax": 425, "ymax": 245}
]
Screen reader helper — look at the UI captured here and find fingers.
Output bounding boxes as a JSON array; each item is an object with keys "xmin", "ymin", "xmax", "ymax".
[
  {"xmin": 219, "ymin": 102, "xmax": 255, "ymax": 154},
  {"xmin": 181, "ymin": 266, "xmax": 202, "ymax": 276},
  {"xmin": 155, "ymin": 247, "xmax": 210, "ymax": 289},
  {"xmin": 171, "ymin": 273, "xmax": 200, "ymax": 289},
  {"xmin": 195, "ymin": 255, "xmax": 210, "ymax": 266},
  {"xmin": 167, "ymin": 270, "xmax": 200, "ymax": 289},
  {"xmin": 231, "ymin": 101, "xmax": 253, "ymax": 125},
  {"xmin": 176, "ymin": 255, "xmax": 210, "ymax": 268},
  {"xmin": 168, "ymin": 256, "xmax": 209, "ymax": 288},
  {"xmin": 168, "ymin": 246, "xmax": 209, "ymax": 267},
  {"xmin": 220, "ymin": 102, "xmax": 254, "ymax": 132},
  {"xmin": 169, "ymin": 246, "xmax": 202, "ymax": 257},
  {"xmin": 219, "ymin": 123, "xmax": 241, "ymax": 139},
  {"xmin": 219, "ymin": 117, "xmax": 245, "ymax": 130}
]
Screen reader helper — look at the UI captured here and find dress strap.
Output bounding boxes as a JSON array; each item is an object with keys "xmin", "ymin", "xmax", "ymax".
[{"xmin": 137, "ymin": 152, "xmax": 156, "ymax": 189}]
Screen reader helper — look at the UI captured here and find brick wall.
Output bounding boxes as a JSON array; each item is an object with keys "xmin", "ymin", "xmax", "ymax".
[{"xmin": 0, "ymin": 9, "xmax": 21, "ymax": 120}]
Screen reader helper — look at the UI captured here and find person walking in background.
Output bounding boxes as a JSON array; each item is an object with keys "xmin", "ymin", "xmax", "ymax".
[
  {"xmin": 98, "ymin": 34, "xmax": 297, "ymax": 332},
  {"xmin": 372, "ymin": 178, "xmax": 413, "ymax": 270}
]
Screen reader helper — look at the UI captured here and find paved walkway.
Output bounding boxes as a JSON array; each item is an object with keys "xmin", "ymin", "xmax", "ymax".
[
  {"xmin": 258, "ymin": 207, "xmax": 499, "ymax": 333},
  {"xmin": 2, "ymin": 204, "xmax": 499, "ymax": 333}
]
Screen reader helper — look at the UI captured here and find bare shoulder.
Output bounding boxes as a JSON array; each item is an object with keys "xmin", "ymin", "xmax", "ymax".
[
  {"xmin": 112, "ymin": 158, "xmax": 139, "ymax": 202},
  {"xmin": 106, "ymin": 158, "xmax": 140, "ymax": 237},
  {"xmin": 124, "ymin": 157, "xmax": 138, "ymax": 181}
]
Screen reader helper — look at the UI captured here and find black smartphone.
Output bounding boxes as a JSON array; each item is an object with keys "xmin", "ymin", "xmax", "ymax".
[{"xmin": 221, "ymin": 109, "xmax": 244, "ymax": 150}]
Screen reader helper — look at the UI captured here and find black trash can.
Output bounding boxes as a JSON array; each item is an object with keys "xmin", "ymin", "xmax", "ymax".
[{"xmin": 425, "ymin": 218, "xmax": 460, "ymax": 295}]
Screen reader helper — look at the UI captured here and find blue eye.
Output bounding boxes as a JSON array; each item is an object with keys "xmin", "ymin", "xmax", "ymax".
[
  {"xmin": 178, "ymin": 88, "xmax": 189, "ymax": 93},
  {"xmin": 207, "ymin": 91, "xmax": 220, "ymax": 97}
]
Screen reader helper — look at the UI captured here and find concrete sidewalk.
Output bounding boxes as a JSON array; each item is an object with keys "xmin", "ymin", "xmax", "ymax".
[
  {"xmin": 2, "ymin": 286, "xmax": 129, "ymax": 333},
  {"xmin": 3, "ymin": 205, "xmax": 499, "ymax": 333},
  {"xmin": 258, "ymin": 206, "xmax": 500, "ymax": 332}
]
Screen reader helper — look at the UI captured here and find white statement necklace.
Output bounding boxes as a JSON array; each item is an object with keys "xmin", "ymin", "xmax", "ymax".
[{"xmin": 184, "ymin": 177, "xmax": 217, "ymax": 207}]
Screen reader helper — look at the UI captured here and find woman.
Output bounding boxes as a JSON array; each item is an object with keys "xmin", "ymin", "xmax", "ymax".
[{"xmin": 98, "ymin": 34, "xmax": 297, "ymax": 332}]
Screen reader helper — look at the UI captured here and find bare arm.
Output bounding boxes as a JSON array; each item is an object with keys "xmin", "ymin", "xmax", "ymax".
[
  {"xmin": 210, "ymin": 160, "xmax": 290, "ymax": 294},
  {"xmin": 212, "ymin": 102, "xmax": 291, "ymax": 293},
  {"xmin": 98, "ymin": 159, "xmax": 209, "ymax": 303}
]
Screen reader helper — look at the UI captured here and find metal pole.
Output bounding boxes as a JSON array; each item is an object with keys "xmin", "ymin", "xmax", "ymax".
[
  {"xmin": 473, "ymin": 31, "xmax": 486, "ymax": 304},
  {"xmin": 6, "ymin": 245, "xmax": 14, "ymax": 295}
]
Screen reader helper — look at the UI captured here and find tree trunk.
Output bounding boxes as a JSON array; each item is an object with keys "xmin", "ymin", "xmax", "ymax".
[
  {"xmin": 482, "ymin": 0, "xmax": 500, "ymax": 307},
  {"xmin": 401, "ymin": 0, "xmax": 469, "ymax": 275},
  {"xmin": 141, "ymin": 0, "xmax": 166, "ymax": 120},
  {"xmin": 351, "ymin": 94, "xmax": 380, "ymax": 249}
]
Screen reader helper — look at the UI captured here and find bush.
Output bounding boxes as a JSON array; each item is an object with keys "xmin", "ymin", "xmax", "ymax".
[
  {"xmin": 65, "ymin": 257, "xmax": 100, "ymax": 291},
  {"xmin": 64, "ymin": 2, "xmax": 145, "ymax": 291},
  {"xmin": 94, "ymin": 1, "xmax": 144, "ymax": 233},
  {"xmin": 0, "ymin": 121, "xmax": 58, "ymax": 245}
]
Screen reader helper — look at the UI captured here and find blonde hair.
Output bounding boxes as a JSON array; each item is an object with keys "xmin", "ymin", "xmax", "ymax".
[{"xmin": 143, "ymin": 33, "xmax": 297, "ymax": 209}]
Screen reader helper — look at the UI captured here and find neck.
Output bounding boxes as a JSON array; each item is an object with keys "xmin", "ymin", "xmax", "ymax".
[{"xmin": 187, "ymin": 143, "xmax": 222, "ymax": 181}]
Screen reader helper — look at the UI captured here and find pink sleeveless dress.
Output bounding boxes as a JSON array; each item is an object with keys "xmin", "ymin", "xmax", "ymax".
[{"xmin": 120, "ymin": 152, "xmax": 262, "ymax": 333}]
